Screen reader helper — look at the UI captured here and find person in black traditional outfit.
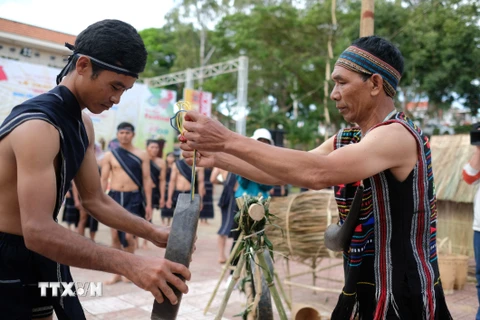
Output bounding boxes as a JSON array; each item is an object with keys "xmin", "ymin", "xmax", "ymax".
[
  {"xmin": 199, "ymin": 167, "xmax": 215, "ymax": 224},
  {"xmin": 179, "ymin": 36, "xmax": 452, "ymax": 320},
  {"xmin": 161, "ymin": 152, "xmax": 176, "ymax": 225},
  {"xmin": 166, "ymin": 158, "xmax": 205, "ymax": 213},
  {"xmin": 142, "ymin": 139, "xmax": 166, "ymax": 248},
  {"xmin": 62, "ymin": 182, "xmax": 80, "ymax": 231},
  {"xmin": 0, "ymin": 20, "xmax": 190, "ymax": 320},
  {"xmin": 211, "ymin": 167, "xmax": 237, "ymax": 264},
  {"xmin": 100, "ymin": 122, "xmax": 153, "ymax": 284}
]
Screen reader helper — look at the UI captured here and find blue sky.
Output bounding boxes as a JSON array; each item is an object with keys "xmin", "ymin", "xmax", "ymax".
[{"xmin": 0, "ymin": 0, "xmax": 176, "ymax": 34}]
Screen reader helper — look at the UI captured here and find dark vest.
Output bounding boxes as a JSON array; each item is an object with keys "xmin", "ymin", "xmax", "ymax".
[
  {"xmin": 332, "ymin": 112, "xmax": 451, "ymax": 320},
  {"xmin": 0, "ymin": 85, "xmax": 88, "ymax": 220}
]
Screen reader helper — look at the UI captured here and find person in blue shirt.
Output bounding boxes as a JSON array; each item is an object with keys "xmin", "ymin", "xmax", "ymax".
[
  {"xmin": 234, "ymin": 129, "xmax": 275, "ymax": 199},
  {"xmin": 226, "ymin": 129, "xmax": 275, "ymax": 285}
]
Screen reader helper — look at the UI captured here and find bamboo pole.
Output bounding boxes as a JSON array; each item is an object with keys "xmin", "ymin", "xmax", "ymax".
[
  {"xmin": 214, "ymin": 254, "xmax": 246, "ymax": 320},
  {"xmin": 360, "ymin": 0, "xmax": 375, "ymax": 37},
  {"xmin": 284, "ymin": 261, "xmax": 343, "ymax": 279},
  {"xmin": 247, "ymin": 252, "xmax": 263, "ymax": 320},
  {"xmin": 256, "ymin": 250, "xmax": 288, "ymax": 320},
  {"xmin": 283, "ymin": 280, "xmax": 342, "ymax": 294},
  {"xmin": 204, "ymin": 232, "xmax": 245, "ymax": 315},
  {"xmin": 274, "ymin": 270, "xmax": 291, "ymax": 310}
]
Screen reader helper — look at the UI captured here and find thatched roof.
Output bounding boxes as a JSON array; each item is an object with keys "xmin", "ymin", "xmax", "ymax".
[{"xmin": 430, "ymin": 134, "xmax": 477, "ymax": 203}]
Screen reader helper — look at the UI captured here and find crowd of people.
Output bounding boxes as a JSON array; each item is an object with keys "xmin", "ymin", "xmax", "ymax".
[{"xmin": 65, "ymin": 123, "xmax": 288, "ymax": 268}]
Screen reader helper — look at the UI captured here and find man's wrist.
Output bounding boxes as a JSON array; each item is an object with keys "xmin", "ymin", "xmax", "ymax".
[
  {"xmin": 150, "ymin": 225, "xmax": 169, "ymax": 245},
  {"xmin": 136, "ymin": 217, "xmax": 154, "ymax": 239},
  {"xmin": 223, "ymin": 132, "xmax": 239, "ymax": 154},
  {"xmin": 117, "ymin": 252, "xmax": 134, "ymax": 278}
]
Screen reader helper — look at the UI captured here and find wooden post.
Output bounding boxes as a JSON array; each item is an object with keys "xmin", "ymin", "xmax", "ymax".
[{"xmin": 360, "ymin": 0, "xmax": 375, "ymax": 37}]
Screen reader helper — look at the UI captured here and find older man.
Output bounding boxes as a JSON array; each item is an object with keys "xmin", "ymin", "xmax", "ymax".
[{"xmin": 179, "ymin": 36, "xmax": 452, "ymax": 319}]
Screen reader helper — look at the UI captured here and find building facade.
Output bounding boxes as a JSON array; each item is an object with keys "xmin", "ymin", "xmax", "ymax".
[{"xmin": 0, "ymin": 18, "xmax": 76, "ymax": 69}]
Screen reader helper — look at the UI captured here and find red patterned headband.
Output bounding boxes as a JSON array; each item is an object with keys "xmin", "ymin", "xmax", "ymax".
[{"xmin": 335, "ymin": 46, "xmax": 401, "ymax": 97}]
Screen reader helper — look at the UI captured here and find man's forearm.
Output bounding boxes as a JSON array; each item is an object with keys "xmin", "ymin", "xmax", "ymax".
[
  {"xmin": 160, "ymin": 180, "xmax": 166, "ymax": 201},
  {"xmin": 215, "ymin": 152, "xmax": 285, "ymax": 186},
  {"xmin": 168, "ymin": 181, "xmax": 175, "ymax": 200},
  {"xmin": 144, "ymin": 177, "xmax": 152, "ymax": 207},
  {"xmin": 223, "ymin": 134, "xmax": 324, "ymax": 189},
  {"xmin": 26, "ymin": 221, "xmax": 131, "ymax": 277},
  {"xmin": 100, "ymin": 177, "xmax": 108, "ymax": 193}
]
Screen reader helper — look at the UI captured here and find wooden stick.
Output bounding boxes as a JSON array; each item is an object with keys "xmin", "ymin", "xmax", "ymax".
[
  {"xmin": 360, "ymin": 0, "xmax": 375, "ymax": 37},
  {"xmin": 283, "ymin": 280, "xmax": 342, "ymax": 294},
  {"xmin": 285, "ymin": 261, "xmax": 343, "ymax": 279},
  {"xmin": 248, "ymin": 250, "xmax": 263, "ymax": 320},
  {"xmin": 203, "ymin": 232, "xmax": 245, "ymax": 315},
  {"xmin": 256, "ymin": 250, "xmax": 288, "ymax": 320},
  {"xmin": 274, "ymin": 270, "xmax": 291, "ymax": 310},
  {"xmin": 214, "ymin": 254, "xmax": 246, "ymax": 320}
]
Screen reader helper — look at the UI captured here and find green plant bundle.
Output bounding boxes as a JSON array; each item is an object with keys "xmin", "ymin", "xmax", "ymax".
[
  {"xmin": 233, "ymin": 195, "xmax": 280, "ymax": 263},
  {"xmin": 232, "ymin": 194, "xmax": 287, "ymax": 320}
]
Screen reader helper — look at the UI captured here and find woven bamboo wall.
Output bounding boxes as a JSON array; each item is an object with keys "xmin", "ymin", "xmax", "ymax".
[{"xmin": 437, "ymin": 200, "xmax": 474, "ymax": 257}]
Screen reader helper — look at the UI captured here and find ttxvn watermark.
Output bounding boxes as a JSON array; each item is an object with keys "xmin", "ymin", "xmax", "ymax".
[{"xmin": 38, "ymin": 282, "xmax": 103, "ymax": 297}]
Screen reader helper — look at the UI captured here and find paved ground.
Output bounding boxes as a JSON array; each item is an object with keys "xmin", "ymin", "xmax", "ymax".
[{"xmin": 57, "ymin": 189, "xmax": 478, "ymax": 319}]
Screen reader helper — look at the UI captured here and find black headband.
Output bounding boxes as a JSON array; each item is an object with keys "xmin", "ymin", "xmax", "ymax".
[
  {"xmin": 56, "ymin": 42, "xmax": 139, "ymax": 85},
  {"xmin": 117, "ymin": 126, "xmax": 134, "ymax": 132}
]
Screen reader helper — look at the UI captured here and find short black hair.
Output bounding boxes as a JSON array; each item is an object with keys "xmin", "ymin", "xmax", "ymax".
[
  {"xmin": 67, "ymin": 19, "xmax": 147, "ymax": 77},
  {"xmin": 352, "ymin": 36, "xmax": 404, "ymax": 78},
  {"xmin": 146, "ymin": 139, "xmax": 159, "ymax": 147},
  {"xmin": 117, "ymin": 122, "xmax": 135, "ymax": 132}
]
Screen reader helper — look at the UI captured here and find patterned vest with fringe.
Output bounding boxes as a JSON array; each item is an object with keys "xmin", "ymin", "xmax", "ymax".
[{"xmin": 331, "ymin": 112, "xmax": 452, "ymax": 320}]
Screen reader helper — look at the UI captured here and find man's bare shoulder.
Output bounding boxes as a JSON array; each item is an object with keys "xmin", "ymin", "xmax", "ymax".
[
  {"xmin": 81, "ymin": 112, "xmax": 94, "ymax": 147},
  {"xmin": 132, "ymin": 148, "xmax": 148, "ymax": 160},
  {"xmin": 366, "ymin": 122, "xmax": 416, "ymax": 144},
  {"xmin": 81, "ymin": 112, "xmax": 94, "ymax": 132},
  {"xmin": 103, "ymin": 151, "xmax": 113, "ymax": 162},
  {"xmin": 10, "ymin": 120, "xmax": 59, "ymax": 144},
  {"xmin": 81, "ymin": 112, "xmax": 93, "ymax": 128},
  {"xmin": 361, "ymin": 122, "xmax": 417, "ymax": 162},
  {"xmin": 9, "ymin": 120, "xmax": 60, "ymax": 166},
  {"xmin": 154, "ymin": 158, "xmax": 166, "ymax": 168}
]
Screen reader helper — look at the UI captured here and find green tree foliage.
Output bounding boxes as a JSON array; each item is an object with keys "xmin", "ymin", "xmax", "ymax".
[
  {"xmin": 139, "ymin": 0, "xmax": 480, "ymax": 146},
  {"xmin": 373, "ymin": 0, "xmax": 480, "ymax": 114},
  {"xmin": 138, "ymin": 28, "xmax": 176, "ymax": 78}
]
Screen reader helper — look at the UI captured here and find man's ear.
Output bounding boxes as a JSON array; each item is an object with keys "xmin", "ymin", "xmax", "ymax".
[
  {"xmin": 370, "ymin": 74, "xmax": 384, "ymax": 96},
  {"xmin": 75, "ymin": 56, "xmax": 91, "ymax": 76}
]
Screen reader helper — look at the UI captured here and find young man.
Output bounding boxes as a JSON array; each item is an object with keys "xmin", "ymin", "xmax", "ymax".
[
  {"xmin": 147, "ymin": 139, "xmax": 167, "ymax": 212},
  {"xmin": 166, "ymin": 158, "xmax": 205, "ymax": 212},
  {"xmin": 179, "ymin": 36, "xmax": 452, "ymax": 319},
  {"xmin": 142, "ymin": 139, "xmax": 167, "ymax": 249},
  {"xmin": 101, "ymin": 122, "xmax": 153, "ymax": 283},
  {"xmin": 0, "ymin": 20, "xmax": 190, "ymax": 320}
]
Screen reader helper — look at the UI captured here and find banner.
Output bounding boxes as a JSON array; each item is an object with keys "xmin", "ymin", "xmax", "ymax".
[
  {"xmin": 183, "ymin": 88, "xmax": 212, "ymax": 117},
  {"xmin": 84, "ymin": 85, "xmax": 177, "ymax": 154},
  {"xmin": 0, "ymin": 57, "xmax": 176, "ymax": 155},
  {"xmin": 135, "ymin": 86, "xmax": 177, "ymax": 152},
  {"xmin": 0, "ymin": 59, "xmax": 57, "ymax": 121}
]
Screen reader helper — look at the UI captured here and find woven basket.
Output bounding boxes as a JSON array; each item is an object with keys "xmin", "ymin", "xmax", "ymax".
[
  {"xmin": 437, "ymin": 237, "xmax": 457, "ymax": 295},
  {"xmin": 266, "ymin": 190, "xmax": 339, "ymax": 263},
  {"xmin": 454, "ymin": 254, "xmax": 469, "ymax": 290}
]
